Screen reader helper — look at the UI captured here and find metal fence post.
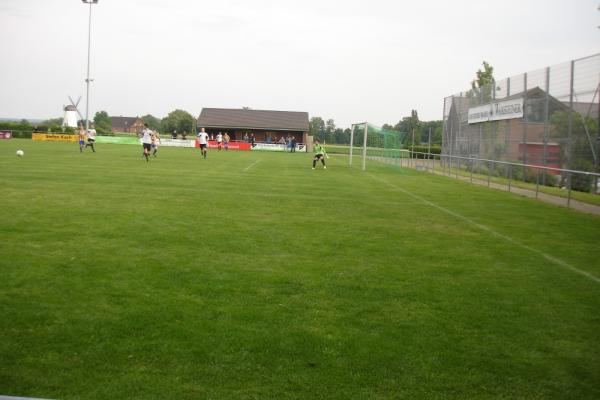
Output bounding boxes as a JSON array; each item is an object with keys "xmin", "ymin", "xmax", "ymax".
[
  {"xmin": 542, "ymin": 66, "xmax": 550, "ymax": 186},
  {"xmin": 457, "ymin": 158, "xmax": 460, "ymax": 179},
  {"xmin": 488, "ymin": 161, "xmax": 491, "ymax": 187},
  {"xmin": 444, "ymin": 155, "xmax": 447, "ymax": 175},
  {"xmin": 443, "ymin": 155, "xmax": 445, "ymax": 174},
  {"xmin": 536, "ymin": 169, "xmax": 540, "ymax": 199},
  {"xmin": 567, "ymin": 172, "xmax": 572, "ymax": 208},
  {"xmin": 567, "ymin": 60, "xmax": 574, "ymax": 170},
  {"xmin": 508, "ymin": 164, "xmax": 512, "ymax": 192},
  {"xmin": 361, "ymin": 122, "xmax": 368, "ymax": 171},
  {"xmin": 470, "ymin": 157, "xmax": 473, "ymax": 184},
  {"xmin": 522, "ymin": 72, "xmax": 528, "ymax": 165},
  {"xmin": 349, "ymin": 124, "xmax": 354, "ymax": 166}
]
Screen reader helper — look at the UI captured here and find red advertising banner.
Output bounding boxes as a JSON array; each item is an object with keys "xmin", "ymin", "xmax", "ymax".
[
  {"xmin": 195, "ymin": 140, "xmax": 251, "ymax": 151},
  {"xmin": 0, "ymin": 130, "xmax": 12, "ymax": 139}
]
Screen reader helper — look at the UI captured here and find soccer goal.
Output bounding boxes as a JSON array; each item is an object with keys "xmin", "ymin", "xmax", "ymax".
[{"xmin": 349, "ymin": 122, "xmax": 408, "ymax": 170}]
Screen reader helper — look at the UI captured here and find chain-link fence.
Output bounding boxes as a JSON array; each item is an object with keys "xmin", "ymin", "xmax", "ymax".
[{"xmin": 443, "ymin": 53, "xmax": 600, "ymax": 193}]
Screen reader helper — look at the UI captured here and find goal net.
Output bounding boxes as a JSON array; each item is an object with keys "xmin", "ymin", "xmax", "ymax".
[{"xmin": 349, "ymin": 122, "xmax": 408, "ymax": 170}]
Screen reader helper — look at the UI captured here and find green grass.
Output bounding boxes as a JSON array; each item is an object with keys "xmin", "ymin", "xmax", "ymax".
[
  {"xmin": 327, "ymin": 145, "xmax": 600, "ymax": 207},
  {"xmin": 1, "ymin": 140, "xmax": 600, "ymax": 399}
]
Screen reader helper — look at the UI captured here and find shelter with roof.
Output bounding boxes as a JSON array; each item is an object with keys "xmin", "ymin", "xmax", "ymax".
[{"xmin": 197, "ymin": 108, "xmax": 309, "ymax": 143}]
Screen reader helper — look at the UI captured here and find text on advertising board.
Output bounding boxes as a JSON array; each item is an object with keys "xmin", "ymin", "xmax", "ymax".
[{"xmin": 468, "ymin": 98, "xmax": 524, "ymax": 124}]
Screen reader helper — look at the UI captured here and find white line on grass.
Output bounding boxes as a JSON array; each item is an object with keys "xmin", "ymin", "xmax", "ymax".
[
  {"xmin": 243, "ymin": 159, "xmax": 261, "ymax": 172},
  {"xmin": 368, "ymin": 173, "xmax": 600, "ymax": 284}
]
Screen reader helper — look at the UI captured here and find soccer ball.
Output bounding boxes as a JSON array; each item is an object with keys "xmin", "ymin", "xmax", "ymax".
[{"xmin": 16, "ymin": 150, "xmax": 24, "ymax": 157}]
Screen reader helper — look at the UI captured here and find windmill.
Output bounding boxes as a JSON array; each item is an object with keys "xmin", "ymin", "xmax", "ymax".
[{"xmin": 62, "ymin": 96, "xmax": 84, "ymax": 128}]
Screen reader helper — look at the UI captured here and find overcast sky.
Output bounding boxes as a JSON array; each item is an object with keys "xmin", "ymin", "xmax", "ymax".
[{"xmin": 0, "ymin": 0, "xmax": 598, "ymax": 128}]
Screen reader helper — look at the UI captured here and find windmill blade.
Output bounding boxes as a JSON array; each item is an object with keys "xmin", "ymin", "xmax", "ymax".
[
  {"xmin": 74, "ymin": 107, "xmax": 84, "ymax": 122},
  {"xmin": 68, "ymin": 95, "xmax": 82, "ymax": 109},
  {"xmin": 68, "ymin": 96, "xmax": 85, "ymax": 122}
]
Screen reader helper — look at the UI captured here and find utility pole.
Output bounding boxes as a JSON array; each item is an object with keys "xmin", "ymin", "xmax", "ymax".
[{"xmin": 82, "ymin": 0, "xmax": 99, "ymax": 132}]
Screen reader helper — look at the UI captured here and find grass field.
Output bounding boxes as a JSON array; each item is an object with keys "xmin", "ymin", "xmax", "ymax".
[
  {"xmin": 1, "ymin": 140, "xmax": 599, "ymax": 399},
  {"xmin": 327, "ymin": 144, "xmax": 600, "ymax": 207}
]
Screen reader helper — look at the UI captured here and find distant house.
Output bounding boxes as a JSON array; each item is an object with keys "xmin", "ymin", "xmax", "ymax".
[
  {"xmin": 197, "ymin": 108, "xmax": 309, "ymax": 143},
  {"xmin": 111, "ymin": 116, "xmax": 144, "ymax": 134}
]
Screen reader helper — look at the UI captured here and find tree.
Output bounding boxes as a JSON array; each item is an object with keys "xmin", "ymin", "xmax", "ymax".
[
  {"xmin": 324, "ymin": 119, "xmax": 336, "ymax": 143},
  {"xmin": 161, "ymin": 109, "xmax": 195, "ymax": 135},
  {"xmin": 471, "ymin": 61, "xmax": 494, "ymax": 90},
  {"xmin": 93, "ymin": 111, "xmax": 112, "ymax": 133},
  {"xmin": 469, "ymin": 61, "xmax": 495, "ymax": 103},
  {"xmin": 397, "ymin": 110, "xmax": 422, "ymax": 147},
  {"xmin": 410, "ymin": 110, "xmax": 420, "ymax": 142},
  {"xmin": 420, "ymin": 120, "xmax": 443, "ymax": 145},
  {"xmin": 141, "ymin": 114, "xmax": 161, "ymax": 131},
  {"xmin": 393, "ymin": 117, "xmax": 411, "ymax": 133},
  {"xmin": 42, "ymin": 117, "xmax": 63, "ymax": 126},
  {"xmin": 334, "ymin": 128, "xmax": 348, "ymax": 144},
  {"xmin": 309, "ymin": 117, "xmax": 325, "ymax": 139}
]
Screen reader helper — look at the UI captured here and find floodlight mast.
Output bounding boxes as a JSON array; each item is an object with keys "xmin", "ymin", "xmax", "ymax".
[{"xmin": 82, "ymin": 0, "xmax": 98, "ymax": 132}]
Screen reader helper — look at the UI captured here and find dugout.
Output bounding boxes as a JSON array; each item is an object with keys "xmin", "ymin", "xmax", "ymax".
[{"xmin": 197, "ymin": 108, "xmax": 309, "ymax": 144}]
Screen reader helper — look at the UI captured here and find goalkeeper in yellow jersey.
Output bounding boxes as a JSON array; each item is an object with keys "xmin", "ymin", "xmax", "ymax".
[{"xmin": 312, "ymin": 139, "xmax": 328, "ymax": 169}]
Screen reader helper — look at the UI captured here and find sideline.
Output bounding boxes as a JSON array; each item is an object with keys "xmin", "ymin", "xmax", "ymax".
[
  {"xmin": 368, "ymin": 173, "xmax": 600, "ymax": 284},
  {"xmin": 242, "ymin": 159, "xmax": 261, "ymax": 172}
]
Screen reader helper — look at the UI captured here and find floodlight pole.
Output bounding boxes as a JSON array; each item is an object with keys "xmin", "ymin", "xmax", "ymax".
[{"xmin": 83, "ymin": 0, "xmax": 98, "ymax": 132}]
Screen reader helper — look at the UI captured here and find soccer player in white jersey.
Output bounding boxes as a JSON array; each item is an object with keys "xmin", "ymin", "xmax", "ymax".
[
  {"xmin": 197, "ymin": 127, "xmax": 209, "ymax": 159},
  {"xmin": 141, "ymin": 123, "xmax": 153, "ymax": 162},
  {"xmin": 86, "ymin": 124, "xmax": 96, "ymax": 152},
  {"xmin": 216, "ymin": 132, "xmax": 223, "ymax": 151}
]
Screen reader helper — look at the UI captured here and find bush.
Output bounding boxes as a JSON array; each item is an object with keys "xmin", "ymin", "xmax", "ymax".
[
  {"xmin": 569, "ymin": 160, "xmax": 595, "ymax": 192},
  {"xmin": 408, "ymin": 145, "xmax": 441, "ymax": 158},
  {"xmin": 541, "ymin": 173, "xmax": 559, "ymax": 187},
  {"xmin": 492, "ymin": 163, "xmax": 507, "ymax": 177},
  {"xmin": 0, "ymin": 121, "xmax": 32, "ymax": 131},
  {"xmin": 10, "ymin": 131, "xmax": 32, "ymax": 139}
]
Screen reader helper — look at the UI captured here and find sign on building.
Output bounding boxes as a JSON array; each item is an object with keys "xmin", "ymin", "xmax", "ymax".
[{"xmin": 468, "ymin": 98, "xmax": 524, "ymax": 124}]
